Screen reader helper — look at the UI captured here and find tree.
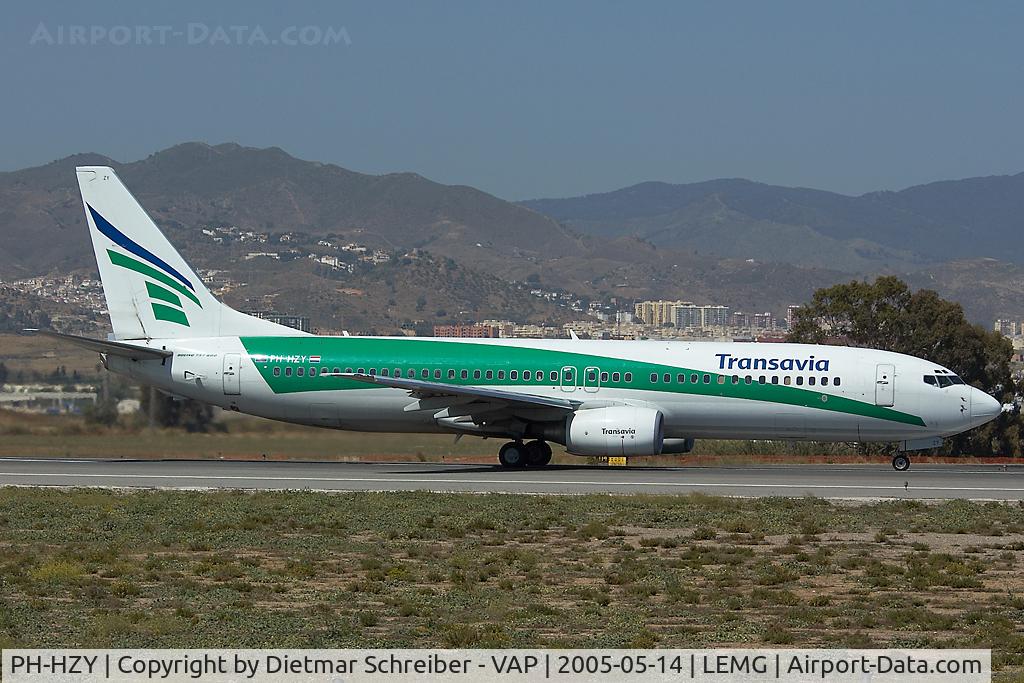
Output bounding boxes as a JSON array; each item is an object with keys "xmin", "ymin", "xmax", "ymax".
[
  {"xmin": 787, "ymin": 276, "xmax": 1022, "ymax": 456},
  {"xmin": 139, "ymin": 387, "xmax": 216, "ymax": 433}
]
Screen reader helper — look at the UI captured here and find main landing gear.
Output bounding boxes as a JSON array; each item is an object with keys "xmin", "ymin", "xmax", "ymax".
[
  {"xmin": 892, "ymin": 454, "xmax": 911, "ymax": 472},
  {"xmin": 498, "ymin": 440, "xmax": 552, "ymax": 468}
]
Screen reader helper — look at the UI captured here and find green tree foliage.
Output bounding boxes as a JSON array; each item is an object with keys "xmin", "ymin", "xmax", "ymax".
[
  {"xmin": 83, "ymin": 398, "xmax": 119, "ymax": 427},
  {"xmin": 788, "ymin": 276, "xmax": 1023, "ymax": 456},
  {"xmin": 139, "ymin": 387, "xmax": 216, "ymax": 433}
]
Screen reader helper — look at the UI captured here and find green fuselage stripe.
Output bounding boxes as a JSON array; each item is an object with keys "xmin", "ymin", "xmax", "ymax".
[
  {"xmin": 107, "ymin": 250, "xmax": 202, "ymax": 308},
  {"xmin": 239, "ymin": 337, "xmax": 927, "ymax": 427},
  {"xmin": 152, "ymin": 302, "xmax": 189, "ymax": 326}
]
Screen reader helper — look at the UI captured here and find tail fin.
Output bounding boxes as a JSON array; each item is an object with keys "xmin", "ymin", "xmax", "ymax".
[{"xmin": 77, "ymin": 166, "xmax": 307, "ymax": 339}]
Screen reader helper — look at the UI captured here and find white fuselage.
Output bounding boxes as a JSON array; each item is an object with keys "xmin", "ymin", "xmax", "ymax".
[{"xmin": 107, "ymin": 336, "xmax": 1001, "ymax": 446}]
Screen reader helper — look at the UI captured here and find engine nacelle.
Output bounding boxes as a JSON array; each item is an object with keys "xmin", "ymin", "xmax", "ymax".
[
  {"xmin": 662, "ymin": 438, "xmax": 696, "ymax": 454},
  {"xmin": 565, "ymin": 406, "xmax": 665, "ymax": 456}
]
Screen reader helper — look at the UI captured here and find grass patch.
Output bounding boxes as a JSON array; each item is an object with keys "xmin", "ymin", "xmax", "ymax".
[{"xmin": 0, "ymin": 488, "xmax": 1023, "ymax": 678}]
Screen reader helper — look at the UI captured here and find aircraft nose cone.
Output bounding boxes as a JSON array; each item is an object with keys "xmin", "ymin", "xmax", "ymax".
[{"xmin": 971, "ymin": 388, "xmax": 1002, "ymax": 425}]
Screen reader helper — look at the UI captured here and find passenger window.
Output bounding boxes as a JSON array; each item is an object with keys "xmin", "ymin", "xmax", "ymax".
[
  {"xmin": 357, "ymin": 368, "xmax": 365, "ymax": 374},
  {"xmin": 285, "ymin": 367, "xmax": 292, "ymax": 377},
  {"xmin": 310, "ymin": 367, "xmax": 317, "ymax": 376},
  {"xmin": 834, "ymin": 377, "xmax": 841, "ymax": 387},
  {"xmin": 524, "ymin": 370, "xmax": 532, "ymax": 381},
  {"xmin": 434, "ymin": 369, "xmax": 442, "ymax": 379},
  {"xmin": 549, "ymin": 371, "xmax": 558, "ymax": 382},
  {"xmin": 588, "ymin": 370, "xmax": 597, "ymax": 382},
  {"xmin": 601, "ymin": 372, "xmax": 609, "ymax": 382},
  {"xmin": 624, "ymin": 372, "xmax": 632, "ymax": 382},
  {"xmin": 498, "ymin": 370, "xmax": 505, "ymax": 380},
  {"xmin": 510, "ymin": 370, "xmax": 519, "ymax": 380},
  {"xmin": 345, "ymin": 367, "xmax": 353, "ymax": 373},
  {"xmin": 536, "ymin": 369, "xmax": 543, "ymax": 380},
  {"xmin": 784, "ymin": 376, "xmax": 791, "ymax": 385},
  {"xmin": 808, "ymin": 376, "xmax": 816, "ymax": 386},
  {"xmin": 564, "ymin": 369, "xmax": 574, "ymax": 382},
  {"xmin": 796, "ymin": 376, "xmax": 803, "ymax": 386},
  {"xmin": 486, "ymin": 370, "xmax": 493, "ymax": 380},
  {"xmin": 334, "ymin": 367, "xmax": 341, "ymax": 374},
  {"xmin": 691, "ymin": 373, "xmax": 698, "ymax": 384},
  {"xmin": 731, "ymin": 375, "xmax": 739, "ymax": 384},
  {"xmin": 474, "ymin": 370, "xmax": 481, "ymax": 380},
  {"xmin": 821, "ymin": 376, "xmax": 828, "ymax": 386},
  {"xmin": 758, "ymin": 375, "xmax": 765, "ymax": 384},
  {"xmin": 368, "ymin": 368, "xmax": 376, "ymax": 375},
  {"xmin": 273, "ymin": 367, "xmax": 281, "ymax": 376},
  {"xmin": 381, "ymin": 368, "xmax": 390, "ymax": 377},
  {"xmin": 677, "ymin": 373, "xmax": 685, "ymax": 383},
  {"xmin": 771, "ymin": 376, "xmax": 778, "ymax": 385},
  {"xmin": 703, "ymin": 374, "xmax": 710, "ymax": 384},
  {"xmin": 461, "ymin": 370, "xmax": 469, "ymax": 379},
  {"xmin": 297, "ymin": 367, "xmax": 305, "ymax": 377},
  {"xmin": 407, "ymin": 369, "xmax": 416, "ymax": 378},
  {"xmin": 421, "ymin": 369, "xmax": 429, "ymax": 379},
  {"xmin": 448, "ymin": 369, "xmax": 456, "ymax": 379},
  {"xmin": 612, "ymin": 372, "xmax": 621, "ymax": 382},
  {"xmin": 393, "ymin": 368, "xmax": 400, "ymax": 377},
  {"xmin": 744, "ymin": 375, "xmax": 752, "ymax": 384},
  {"xmin": 663, "ymin": 373, "xmax": 671, "ymax": 383},
  {"xmin": 650, "ymin": 373, "xmax": 658, "ymax": 383},
  {"xmin": 717, "ymin": 376, "xmax": 726, "ymax": 385}
]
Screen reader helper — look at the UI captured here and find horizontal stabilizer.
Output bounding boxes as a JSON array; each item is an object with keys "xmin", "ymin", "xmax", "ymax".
[{"xmin": 24, "ymin": 329, "xmax": 172, "ymax": 361}]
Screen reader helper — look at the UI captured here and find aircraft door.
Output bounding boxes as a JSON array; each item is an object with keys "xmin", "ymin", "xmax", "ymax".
[
  {"xmin": 560, "ymin": 366, "xmax": 577, "ymax": 392},
  {"xmin": 583, "ymin": 366, "xmax": 601, "ymax": 393},
  {"xmin": 223, "ymin": 353, "xmax": 241, "ymax": 395},
  {"xmin": 875, "ymin": 364, "xmax": 895, "ymax": 407}
]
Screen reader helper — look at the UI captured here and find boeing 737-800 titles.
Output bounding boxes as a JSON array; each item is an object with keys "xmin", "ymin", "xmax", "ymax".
[{"xmin": 38, "ymin": 167, "xmax": 1004, "ymax": 471}]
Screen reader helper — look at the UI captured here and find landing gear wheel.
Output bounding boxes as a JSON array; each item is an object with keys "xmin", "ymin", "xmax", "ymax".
[
  {"xmin": 892, "ymin": 454, "xmax": 911, "ymax": 472},
  {"xmin": 498, "ymin": 441, "xmax": 527, "ymax": 468},
  {"xmin": 525, "ymin": 440, "xmax": 553, "ymax": 467}
]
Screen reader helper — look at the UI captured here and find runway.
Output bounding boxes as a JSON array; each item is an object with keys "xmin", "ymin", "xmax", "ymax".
[{"xmin": 1, "ymin": 457, "xmax": 1023, "ymax": 500}]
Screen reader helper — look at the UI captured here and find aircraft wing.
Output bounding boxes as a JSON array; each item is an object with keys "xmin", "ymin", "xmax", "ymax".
[
  {"xmin": 25, "ymin": 329, "xmax": 172, "ymax": 361},
  {"xmin": 332, "ymin": 372, "xmax": 581, "ymax": 412}
]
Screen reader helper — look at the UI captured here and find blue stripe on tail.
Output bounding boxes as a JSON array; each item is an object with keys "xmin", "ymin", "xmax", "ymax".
[{"xmin": 87, "ymin": 204, "xmax": 196, "ymax": 292}]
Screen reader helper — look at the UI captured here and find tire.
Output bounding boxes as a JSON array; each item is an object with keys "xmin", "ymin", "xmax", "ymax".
[
  {"xmin": 892, "ymin": 454, "xmax": 911, "ymax": 472},
  {"xmin": 525, "ymin": 440, "xmax": 553, "ymax": 467},
  {"xmin": 498, "ymin": 441, "xmax": 526, "ymax": 468}
]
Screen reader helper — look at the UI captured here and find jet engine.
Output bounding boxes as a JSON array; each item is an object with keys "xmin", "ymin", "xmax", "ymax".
[{"xmin": 564, "ymin": 406, "xmax": 665, "ymax": 456}]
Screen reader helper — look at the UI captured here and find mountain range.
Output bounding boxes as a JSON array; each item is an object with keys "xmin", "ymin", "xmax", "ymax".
[
  {"xmin": 1, "ymin": 142, "xmax": 1022, "ymax": 330},
  {"xmin": 522, "ymin": 175, "xmax": 1024, "ymax": 271}
]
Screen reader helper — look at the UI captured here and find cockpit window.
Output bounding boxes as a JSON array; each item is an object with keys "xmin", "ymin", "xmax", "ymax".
[{"xmin": 925, "ymin": 374, "xmax": 965, "ymax": 387}]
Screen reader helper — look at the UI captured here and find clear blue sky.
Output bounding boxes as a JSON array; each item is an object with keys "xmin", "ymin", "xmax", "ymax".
[{"xmin": 3, "ymin": 0, "xmax": 1023, "ymax": 199}]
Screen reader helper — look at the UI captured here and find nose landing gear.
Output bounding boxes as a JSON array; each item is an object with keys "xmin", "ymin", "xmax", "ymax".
[
  {"xmin": 892, "ymin": 454, "xmax": 911, "ymax": 471},
  {"xmin": 497, "ymin": 440, "xmax": 552, "ymax": 468}
]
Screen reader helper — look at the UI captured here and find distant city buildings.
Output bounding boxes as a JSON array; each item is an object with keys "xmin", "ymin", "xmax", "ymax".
[
  {"xmin": 786, "ymin": 305, "xmax": 801, "ymax": 328},
  {"xmin": 995, "ymin": 319, "xmax": 1022, "ymax": 337},
  {"xmin": 242, "ymin": 310, "xmax": 311, "ymax": 333},
  {"xmin": 433, "ymin": 323, "xmax": 500, "ymax": 338}
]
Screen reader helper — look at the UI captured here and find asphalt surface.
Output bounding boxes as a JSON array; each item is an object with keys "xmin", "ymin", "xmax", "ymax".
[{"xmin": 1, "ymin": 457, "xmax": 1023, "ymax": 500}]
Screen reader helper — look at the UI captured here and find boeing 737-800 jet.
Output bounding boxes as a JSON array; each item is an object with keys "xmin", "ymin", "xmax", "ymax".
[{"xmin": 38, "ymin": 167, "xmax": 1004, "ymax": 471}]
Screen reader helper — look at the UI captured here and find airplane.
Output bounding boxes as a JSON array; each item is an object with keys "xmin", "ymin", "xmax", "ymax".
[{"xmin": 36, "ymin": 166, "xmax": 1005, "ymax": 472}]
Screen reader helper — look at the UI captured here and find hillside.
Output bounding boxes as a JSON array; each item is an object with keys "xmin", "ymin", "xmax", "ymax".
[
  {"xmin": 522, "ymin": 174, "xmax": 1024, "ymax": 268},
  {"xmin": 0, "ymin": 142, "xmax": 584, "ymax": 279},
  {"xmin": 2, "ymin": 143, "xmax": 1023, "ymax": 328}
]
